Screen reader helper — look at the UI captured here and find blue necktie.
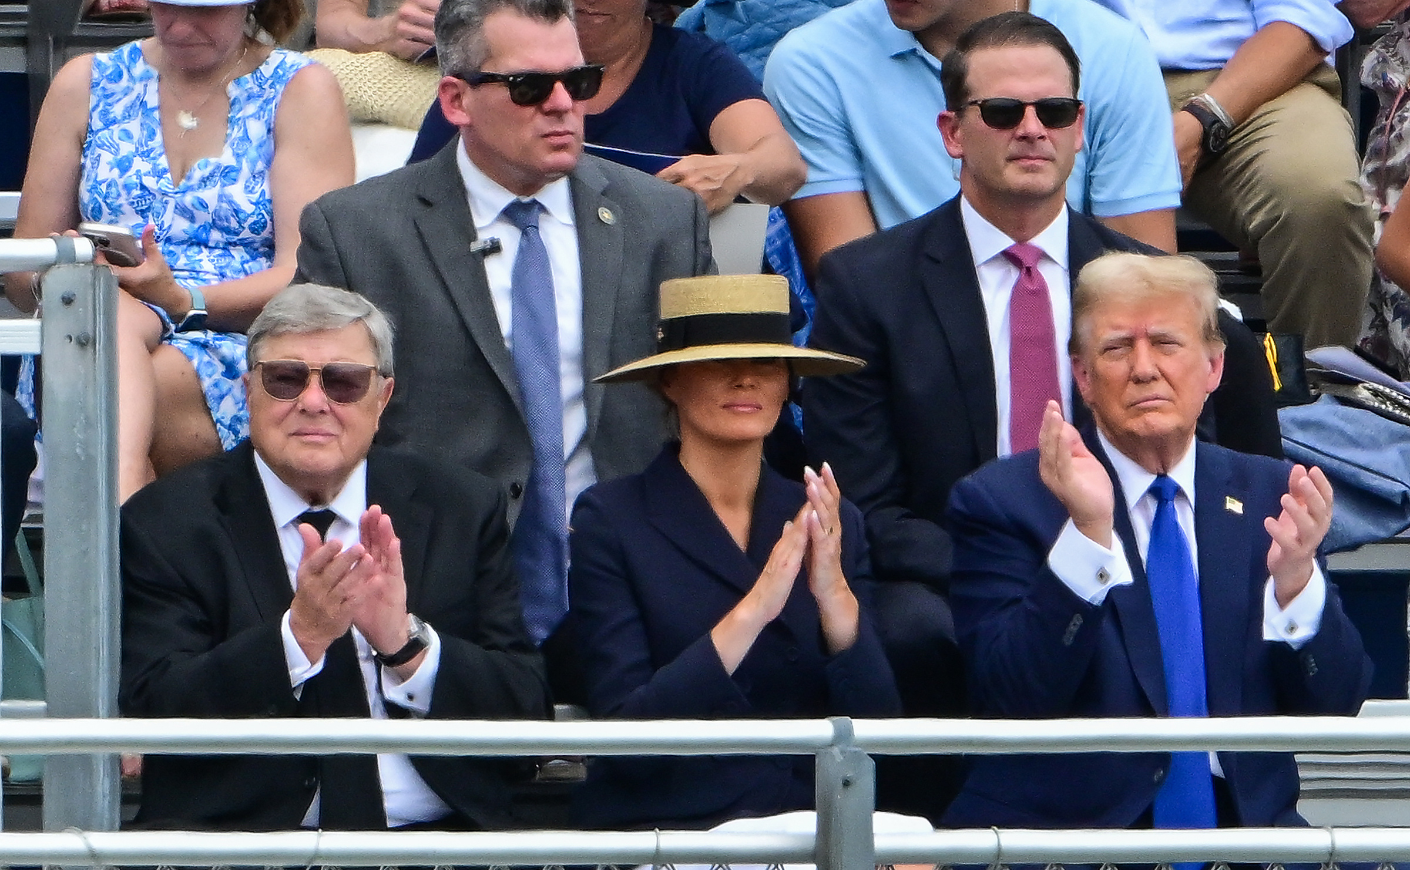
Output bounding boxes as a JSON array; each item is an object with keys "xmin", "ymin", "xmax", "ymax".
[
  {"xmin": 1146, "ymin": 475, "xmax": 1217, "ymax": 847},
  {"xmin": 502, "ymin": 199, "xmax": 568, "ymax": 644}
]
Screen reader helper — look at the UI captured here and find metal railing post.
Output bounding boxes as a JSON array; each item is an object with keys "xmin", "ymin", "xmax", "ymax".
[
  {"xmin": 39, "ymin": 263, "xmax": 120, "ymax": 832},
  {"xmin": 815, "ymin": 717, "xmax": 873, "ymax": 870}
]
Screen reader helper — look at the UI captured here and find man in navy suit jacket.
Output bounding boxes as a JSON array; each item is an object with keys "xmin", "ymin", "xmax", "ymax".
[
  {"xmin": 943, "ymin": 251, "xmax": 1369, "ymax": 830},
  {"xmin": 801, "ymin": 12, "xmax": 1280, "ymax": 820}
]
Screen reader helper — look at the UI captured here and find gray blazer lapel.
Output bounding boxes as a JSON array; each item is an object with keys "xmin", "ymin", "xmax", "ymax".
[
  {"xmin": 413, "ymin": 145, "xmax": 525, "ymax": 418},
  {"xmin": 570, "ymin": 159, "xmax": 625, "ymax": 437}
]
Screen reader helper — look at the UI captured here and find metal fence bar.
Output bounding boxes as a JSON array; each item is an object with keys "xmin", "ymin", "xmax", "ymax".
[
  {"xmin": 816, "ymin": 717, "xmax": 873, "ymax": 870},
  {"xmin": 0, "ymin": 714, "xmax": 1405, "ymax": 756},
  {"xmin": 38, "ymin": 263, "xmax": 120, "ymax": 834},
  {"xmin": 0, "ymin": 237, "xmax": 95, "ymax": 274},
  {"xmin": 851, "ymin": 714, "xmax": 1410, "ymax": 754},
  {"xmin": 0, "ymin": 827, "xmax": 1402, "ymax": 866},
  {"xmin": 0, "ymin": 830, "xmax": 818, "ymax": 867},
  {"xmin": 873, "ymin": 827, "xmax": 1410, "ymax": 865},
  {"xmin": 0, "ymin": 320, "xmax": 40, "ymax": 355}
]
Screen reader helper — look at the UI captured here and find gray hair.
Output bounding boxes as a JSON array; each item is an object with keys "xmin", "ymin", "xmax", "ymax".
[
  {"xmin": 246, "ymin": 284, "xmax": 395, "ymax": 376},
  {"xmin": 435, "ymin": 0, "xmax": 575, "ymax": 77}
]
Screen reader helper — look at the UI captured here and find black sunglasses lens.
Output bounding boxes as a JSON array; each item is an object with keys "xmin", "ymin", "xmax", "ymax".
[
  {"xmin": 320, "ymin": 364, "xmax": 375, "ymax": 404},
  {"xmin": 506, "ymin": 73, "xmax": 556, "ymax": 106},
  {"xmin": 562, "ymin": 66, "xmax": 604, "ymax": 100},
  {"xmin": 977, "ymin": 98, "xmax": 1025, "ymax": 129},
  {"xmin": 260, "ymin": 361, "xmax": 311, "ymax": 401},
  {"xmin": 1034, "ymin": 98, "xmax": 1080, "ymax": 128}
]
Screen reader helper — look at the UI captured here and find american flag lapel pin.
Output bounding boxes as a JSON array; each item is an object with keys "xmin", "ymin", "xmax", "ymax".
[{"xmin": 1225, "ymin": 496, "xmax": 1243, "ymax": 515}]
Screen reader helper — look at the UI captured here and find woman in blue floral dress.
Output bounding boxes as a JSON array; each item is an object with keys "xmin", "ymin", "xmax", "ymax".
[{"xmin": 7, "ymin": 0, "xmax": 353, "ymax": 500}]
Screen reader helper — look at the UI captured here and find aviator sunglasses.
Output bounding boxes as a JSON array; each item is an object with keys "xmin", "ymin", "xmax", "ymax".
[
  {"xmin": 458, "ymin": 64, "xmax": 605, "ymax": 106},
  {"xmin": 254, "ymin": 360, "xmax": 380, "ymax": 404},
  {"xmin": 964, "ymin": 97, "xmax": 1082, "ymax": 130}
]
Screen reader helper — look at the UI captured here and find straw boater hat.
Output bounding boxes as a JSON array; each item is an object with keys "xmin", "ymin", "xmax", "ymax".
[{"xmin": 595, "ymin": 274, "xmax": 864, "ymax": 384}]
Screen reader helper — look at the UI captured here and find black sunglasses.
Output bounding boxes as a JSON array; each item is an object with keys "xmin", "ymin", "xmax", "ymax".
[
  {"xmin": 964, "ymin": 97, "xmax": 1082, "ymax": 130},
  {"xmin": 458, "ymin": 64, "xmax": 605, "ymax": 106},
  {"xmin": 254, "ymin": 360, "xmax": 380, "ymax": 405}
]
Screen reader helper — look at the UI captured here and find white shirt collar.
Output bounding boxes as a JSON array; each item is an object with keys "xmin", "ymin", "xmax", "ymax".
[
  {"xmin": 960, "ymin": 195, "xmax": 1070, "ymax": 274},
  {"xmin": 1096, "ymin": 428, "xmax": 1198, "ymax": 514},
  {"xmin": 253, "ymin": 452, "xmax": 369, "ymax": 531},
  {"xmin": 455, "ymin": 138, "xmax": 575, "ymax": 233}
]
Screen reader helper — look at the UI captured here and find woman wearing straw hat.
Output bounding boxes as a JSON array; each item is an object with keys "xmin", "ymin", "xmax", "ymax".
[
  {"xmin": 568, "ymin": 274, "xmax": 901, "ymax": 829},
  {"xmin": 7, "ymin": 0, "xmax": 353, "ymax": 501}
]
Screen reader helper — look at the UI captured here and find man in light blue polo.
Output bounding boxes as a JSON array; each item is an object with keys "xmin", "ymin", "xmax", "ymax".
[
  {"xmin": 1088, "ymin": 0, "xmax": 1374, "ymax": 350},
  {"xmin": 763, "ymin": 0, "xmax": 1182, "ymax": 279}
]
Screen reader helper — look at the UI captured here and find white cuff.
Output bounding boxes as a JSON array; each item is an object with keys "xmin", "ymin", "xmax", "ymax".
[
  {"xmin": 1048, "ymin": 519, "xmax": 1134, "ymax": 605},
  {"xmin": 1262, "ymin": 564, "xmax": 1327, "ymax": 649},
  {"xmin": 379, "ymin": 624, "xmax": 441, "ymax": 717},
  {"xmin": 281, "ymin": 609, "xmax": 325, "ymax": 699}
]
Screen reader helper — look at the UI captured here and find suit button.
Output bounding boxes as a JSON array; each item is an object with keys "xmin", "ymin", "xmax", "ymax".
[
  {"xmin": 303, "ymin": 776, "xmax": 318, "ymax": 791},
  {"xmin": 509, "ymin": 482, "xmax": 524, "ymax": 498},
  {"xmin": 1153, "ymin": 768, "xmax": 1165, "ymax": 784},
  {"xmin": 786, "ymin": 646, "xmax": 800, "ymax": 662}
]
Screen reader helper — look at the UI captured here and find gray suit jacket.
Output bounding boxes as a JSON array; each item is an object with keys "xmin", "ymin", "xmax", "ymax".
[{"xmin": 295, "ymin": 143, "xmax": 714, "ymax": 525}]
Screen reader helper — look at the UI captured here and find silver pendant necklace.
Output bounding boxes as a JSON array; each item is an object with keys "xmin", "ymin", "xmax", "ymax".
[{"xmin": 167, "ymin": 43, "xmax": 249, "ymax": 137}]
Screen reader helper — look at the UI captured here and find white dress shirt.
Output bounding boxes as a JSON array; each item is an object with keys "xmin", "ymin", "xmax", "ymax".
[
  {"xmin": 255, "ymin": 454, "xmax": 452, "ymax": 828},
  {"xmin": 1044, "ymin": 433, "xmax": 1329, "ymax": 776},
  {"xmin": 456, "ymin": 143, "xmax": 597, "ymax": 523},
  {"xmin": 959, "ymin": 196, "xmax": 1074, "ymax": 457}
]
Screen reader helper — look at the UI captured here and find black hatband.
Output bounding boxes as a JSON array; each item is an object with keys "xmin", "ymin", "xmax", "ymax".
[{"xmin": 658, "ymin": 312, "xmax": 792, "ymax": 353}]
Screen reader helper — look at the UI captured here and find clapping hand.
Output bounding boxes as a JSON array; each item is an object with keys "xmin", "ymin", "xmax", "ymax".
[
  {"xmin": 803, "ymin": 463, "xmax": 859, "ymax": 653},
  {"xmin": 1266, "ymin": 464, "xmax": 1333, "ymax": 608},
  {"xmin": 1037, "ymin": 400, "xmax": 1115, "ymax": 547}
]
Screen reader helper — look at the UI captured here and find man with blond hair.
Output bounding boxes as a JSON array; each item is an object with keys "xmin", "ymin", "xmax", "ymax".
[{"xmin": 943, "ymin": 251, "xmax": 1370, "ymax": 830}]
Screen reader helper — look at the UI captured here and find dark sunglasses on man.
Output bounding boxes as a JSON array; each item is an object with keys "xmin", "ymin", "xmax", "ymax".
[
  {"xmin": 254, "ymin": 360, "xmax": 382, "ymax": 405},
  {"xmin": 457, "ymin": 64, "xmax": 605, "ymax": 107},
  {"xmin": 964, "ymin": 97, "xmax": 1082, "ymax": 130}
]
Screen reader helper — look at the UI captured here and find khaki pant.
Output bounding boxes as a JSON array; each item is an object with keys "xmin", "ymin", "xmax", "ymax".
[{"xmin": 1167, "ymin": 65, "xmax": 1374, "ymax": 348}]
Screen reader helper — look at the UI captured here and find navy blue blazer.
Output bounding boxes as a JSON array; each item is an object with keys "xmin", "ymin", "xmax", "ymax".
[
  {"xmin": 567, "ymin": 446, "xmax": 902, "ymax": 829},
  {"xmin": 941, "ymin": 434, "xmax": 1371, "ymax": 829}
]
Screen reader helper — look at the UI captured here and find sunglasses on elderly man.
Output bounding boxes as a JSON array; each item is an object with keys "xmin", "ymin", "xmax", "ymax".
[
  {"xmin": 964, "ymin": 97, "xmax": 1082, "ymax": 130},
  {"xmin": 458, "ymin": 64, "xmax": 605, "ymax": 106},
  {"xmin": 254, "ymin": 360, "xmax": 380, "ymax": 404}
]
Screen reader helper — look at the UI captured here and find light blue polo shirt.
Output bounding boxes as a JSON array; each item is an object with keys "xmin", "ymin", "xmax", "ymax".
[
  {"xmin": 1088, "ymin": 0, "xmax": 1352, "ymax": 70},
  {"xmin": 763, "ymin": 0, "xmax": 1182, "ymax": 228}
]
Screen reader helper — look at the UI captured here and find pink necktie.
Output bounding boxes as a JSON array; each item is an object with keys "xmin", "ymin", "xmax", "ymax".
[{"xmin": 1003, "ymin": 242, "xmax": 1060, "ymax": 453}]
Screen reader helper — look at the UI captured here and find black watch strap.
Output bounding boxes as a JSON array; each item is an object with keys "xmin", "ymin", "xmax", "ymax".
[
  {"xmin": 1181, "ymin": 100, "xmax": 1231, "ymax": 157},
  {"xmin": 374, "ymin": 614, "xmax": 430, "ymax": 667}
]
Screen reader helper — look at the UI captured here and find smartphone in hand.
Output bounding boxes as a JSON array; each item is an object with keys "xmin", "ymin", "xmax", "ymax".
[{"xmin": 77, "ymin": 222, "xmax": 145, "ymax": 268}]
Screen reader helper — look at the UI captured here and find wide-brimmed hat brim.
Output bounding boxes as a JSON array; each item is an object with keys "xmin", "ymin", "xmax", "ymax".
[{"xmin": 595, "ymin": 342, "xmax": 864, "ymax": 384}]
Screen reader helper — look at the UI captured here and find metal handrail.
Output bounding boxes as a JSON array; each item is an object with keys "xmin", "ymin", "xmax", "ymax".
[
  {"xmin": 0, "ymin": 714, "xmax": 1404, "ymax": 756},
  {"xmin": 0, "ymin": 825, "xmax": 1403, "ymax": 866}
]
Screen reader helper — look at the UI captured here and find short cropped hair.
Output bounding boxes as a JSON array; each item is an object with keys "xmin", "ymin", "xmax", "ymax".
[
  {"xmin": 246, "ymin": 284, "xmax": 395, "ymax": 377},
  {"xmin": 1070, "ymin": 253, "xmax": 1226, "ymax": 357},
  {"xmin": 940, "ymin": 12, "xmax": 1081, "ymax": 109},
  {"xmin": 435, "ymin": 0, "xmax": 575, "ymax": 77}
]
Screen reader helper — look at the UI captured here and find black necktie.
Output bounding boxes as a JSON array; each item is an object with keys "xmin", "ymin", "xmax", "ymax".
[
  {"xmin": 298, "ymin": 508, "xmax": 338, "ymax": 540},
  {"xmin": 294, "ymin": 508, "xmax": 387, "ymax": 828}
]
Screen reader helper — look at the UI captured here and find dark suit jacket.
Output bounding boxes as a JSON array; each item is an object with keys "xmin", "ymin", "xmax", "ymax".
[
  {"xmin": 803, "ymin": 196, "xmax": 1282, "ymax": 593},
  {"xmin": 294, "ymin": 143, "xmax": 715, "ymax": 526},
  {"xmin": 119, "ymin": 442, "xmax": 551, "ymax": 830},
  {"xmin": 941, "ymin": 434, "xmax": 1371, "ymax": 829},
  {"xmin": 566, "ymin": 446, "xmax": 902, "ymax": 829}
]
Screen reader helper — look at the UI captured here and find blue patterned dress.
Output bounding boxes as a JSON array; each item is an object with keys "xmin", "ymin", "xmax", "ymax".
[{"xmin": 77, "ymin": 41, "xmax": 311, "ymax": 448}]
